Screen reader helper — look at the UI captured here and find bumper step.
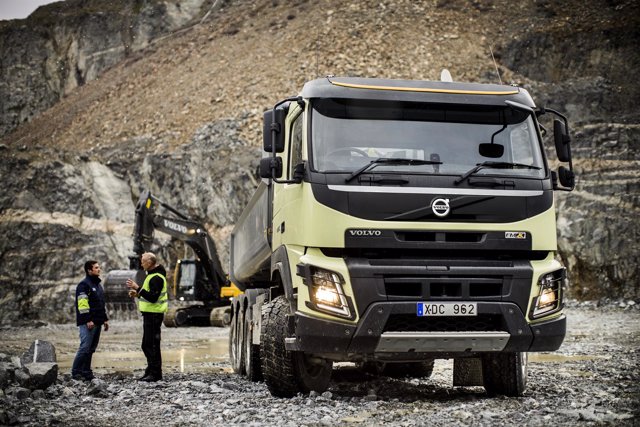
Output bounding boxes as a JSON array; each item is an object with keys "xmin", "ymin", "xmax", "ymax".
[{"xmin": 375, "ymin": 331, "xmax": 510, "ymax": 352}]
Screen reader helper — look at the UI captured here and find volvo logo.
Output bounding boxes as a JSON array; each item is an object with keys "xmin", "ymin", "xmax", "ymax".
[
  {"xmin": 431, "ymin": 198, "xmax": 450, "ymax": 217},
  {"xmin": 349, "ymin": 229, "xmax": 382, "ymax": 237}
]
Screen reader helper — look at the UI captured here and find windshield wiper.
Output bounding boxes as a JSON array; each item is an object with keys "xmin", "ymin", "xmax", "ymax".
[
  {"xmin": 454, "ymin": 161, "xmax": 541, "ymax": 185},
  {"xmin": 345, "ymin": 158, "xmax": 443, "ymax": 183}
]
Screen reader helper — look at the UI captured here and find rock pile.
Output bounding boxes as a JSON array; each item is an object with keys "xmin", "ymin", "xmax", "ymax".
[{"xmin": 1, "ymin": 340, "xmax": 60, "ymax": 410}]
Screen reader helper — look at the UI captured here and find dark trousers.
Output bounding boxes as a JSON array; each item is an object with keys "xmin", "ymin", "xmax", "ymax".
[
  {"xmin": 72, "ymin": 323, "xmax": 102, "ymax": 379},
  {"xmin": 142, "ymin": 312, "xmax": 164, "ymax": 378}
]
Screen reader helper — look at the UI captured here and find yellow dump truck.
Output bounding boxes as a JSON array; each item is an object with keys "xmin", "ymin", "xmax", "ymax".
[{"xmin": 229, "ymin": 76, "xmax": 575, "ymax": 397}]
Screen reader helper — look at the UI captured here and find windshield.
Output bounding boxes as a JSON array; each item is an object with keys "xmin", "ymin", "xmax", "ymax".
[{"xmin": 311, "ymin": 98, "xmax": 545, "ymax": 179}]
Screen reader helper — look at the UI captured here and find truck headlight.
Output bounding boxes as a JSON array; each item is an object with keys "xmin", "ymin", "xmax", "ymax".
[
  {"xmin": 297, "ymin": 264, "xmax": 354, "ymax": 320},
  {"xmin": 530, "ymin": 269, "xmax": 565, "ymax": 319}
]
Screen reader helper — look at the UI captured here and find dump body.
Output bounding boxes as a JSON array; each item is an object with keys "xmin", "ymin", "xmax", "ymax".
[
  {"xmin": 229, "ymin": 76, "xmax": 574, "ymax": 397},
  {"xmin": 230, "ymin": 181, "xmax": 271, "ymax": 288}
]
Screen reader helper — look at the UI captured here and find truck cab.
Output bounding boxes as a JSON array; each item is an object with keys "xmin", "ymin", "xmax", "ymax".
[{"xmin": 229, "ymin": 76, "xmax": 574, "ymax": 397}]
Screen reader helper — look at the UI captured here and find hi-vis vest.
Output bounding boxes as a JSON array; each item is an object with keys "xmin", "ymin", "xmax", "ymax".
[{"xmin": 138, "ymin": 272, "xmax": 168, "ymax": 313}]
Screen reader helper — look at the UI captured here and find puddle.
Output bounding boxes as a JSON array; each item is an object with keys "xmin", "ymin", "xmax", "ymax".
[
  {"xmin": 529, "ymin": 353, "xmax": 605, "ymax": 363},
  {"xmin": 57, "ymin": 337, "xmax": 229, "ymax": 374}
]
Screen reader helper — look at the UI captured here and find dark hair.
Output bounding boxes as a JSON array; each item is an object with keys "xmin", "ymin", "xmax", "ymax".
[{"xmin": 84, "ymin": 260, "xmax": 98, "ymax": 274}]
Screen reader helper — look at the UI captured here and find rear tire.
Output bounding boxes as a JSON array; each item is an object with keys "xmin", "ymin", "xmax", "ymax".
[
  {"xmin": 261, "ymin": 296, "xmax": 331, "ymax": 397},
  {"xmin": 482, "ymin": 352, "xmax": 527, "ymax": 397}
]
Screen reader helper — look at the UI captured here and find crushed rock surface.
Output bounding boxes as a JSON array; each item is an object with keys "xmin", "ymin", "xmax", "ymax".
[{"xmin": 0, "ymin": 303, "xmax": 638, "ymax": 426}]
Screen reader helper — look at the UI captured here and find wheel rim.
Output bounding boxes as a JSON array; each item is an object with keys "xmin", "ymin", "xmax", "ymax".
[
  {"xmin": 245, "ymin": 311, "xmax": 252, "ymax": 373},
  {"xmin": 229, "ymin": 305, "xmax": 239, "ymax": 372}
]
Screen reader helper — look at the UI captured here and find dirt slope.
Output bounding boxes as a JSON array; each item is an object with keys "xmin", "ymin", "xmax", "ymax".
[{"xmin": 5, "ymin": 0, "xmax": 636, "ymax": 154}]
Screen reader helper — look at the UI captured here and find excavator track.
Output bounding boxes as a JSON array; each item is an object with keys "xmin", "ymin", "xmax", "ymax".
[
  {"xmin": 163, "ymin": 307, "xmax": 189, "ymax": 327},
  {"xmin": 209, "ymin": 306, "xmax": 232, "ymax": 327}
]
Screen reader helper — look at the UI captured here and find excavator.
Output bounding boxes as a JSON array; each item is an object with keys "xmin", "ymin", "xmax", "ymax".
[{"xmin": 103, "ymin": 190, "xmax": 241, "ymax": 327}]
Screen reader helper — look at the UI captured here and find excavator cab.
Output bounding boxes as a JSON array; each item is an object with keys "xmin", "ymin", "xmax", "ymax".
[{"xmin": 173, "ymin": 259, "xmax": 218, "ymax": 302}]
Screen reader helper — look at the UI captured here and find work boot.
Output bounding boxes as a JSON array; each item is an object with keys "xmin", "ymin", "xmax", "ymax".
[{"xmin": 139, "ymin": 375, "xmax": 160, "ymax": 382}]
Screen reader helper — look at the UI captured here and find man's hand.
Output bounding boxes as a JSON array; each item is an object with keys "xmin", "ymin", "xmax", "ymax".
[
  {"xmin": 87, "ymin": 320, "xmax": 95, "ymax": 330},
  {"xmin": 128, "ymin": 290, "xmax": 138, "ymax": 298},
  {"xmin": 104, "ymin": 321, "xmax": 109, "ymax": 332},
  {"xmin": 126, "ymin": 278, "xmax": 140, "ymax": 291}
]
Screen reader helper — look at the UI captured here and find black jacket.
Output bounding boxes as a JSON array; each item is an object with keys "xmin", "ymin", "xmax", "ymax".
[
  {"xmin": 75, "ymin": 275, "xmax": 108, "ymax": 326},
  {"xmin": 139, "ymin": 265, "xmax": 167, "ymax": 303}
]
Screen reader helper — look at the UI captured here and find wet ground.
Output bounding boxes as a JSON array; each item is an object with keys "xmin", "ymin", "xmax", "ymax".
[
  {"xmin": 0, "ymin": 320, "xmax": 231, "ymax": 376},
  {"xmin": 1, "ymin": 302, "xmax": 639, "ymax": 426}
]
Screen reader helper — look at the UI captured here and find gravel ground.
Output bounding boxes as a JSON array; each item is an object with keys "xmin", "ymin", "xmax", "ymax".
[{"xmin": 1, "ymin": 302, "xmax": 638, "ymax": 426}]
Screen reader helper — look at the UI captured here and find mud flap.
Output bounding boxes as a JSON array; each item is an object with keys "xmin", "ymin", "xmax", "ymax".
[{"xmin": 453, "ymin": 358, "xmax": 484, "ymax": 386}]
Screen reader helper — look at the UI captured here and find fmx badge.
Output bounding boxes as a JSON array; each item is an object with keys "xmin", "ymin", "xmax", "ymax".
[
  {"xmin": 505, "ymin": 231, "xmax": 527, "ymax": 239},
  {"xmin": 431, "ymin": 198, "xmax": 450, "ymax": 217}
]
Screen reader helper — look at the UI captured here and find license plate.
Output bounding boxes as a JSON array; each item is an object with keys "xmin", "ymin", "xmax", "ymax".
[{"xmin": 417, "ymin": 302, "xmax": 477, "ymax": 316}]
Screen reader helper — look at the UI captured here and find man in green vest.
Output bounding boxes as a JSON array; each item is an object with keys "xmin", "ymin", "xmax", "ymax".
[{"xmin": 126, "ymin": 252, "xmax": 168, "ymax": 382}]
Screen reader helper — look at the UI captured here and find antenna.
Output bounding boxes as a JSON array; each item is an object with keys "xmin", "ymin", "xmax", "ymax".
[
  {"xmin": 315, "ymin": 29, "xmax": 320, "ymax": 78},
  {"xmin": 489, "ymin": 46, "xmax": 502, "ymax": 85}
]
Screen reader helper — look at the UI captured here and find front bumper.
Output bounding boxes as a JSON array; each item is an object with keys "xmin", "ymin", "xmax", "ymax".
[{"xmin": 285, "ymin": 301, "xmax": 565, "ymax": 357}]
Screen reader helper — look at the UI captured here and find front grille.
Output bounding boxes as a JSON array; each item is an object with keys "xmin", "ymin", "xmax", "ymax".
[
  {"xmin": 383, "ymin": 314, "xmax": 505, "ymax": 333},
  {"xmin": 396, "ymin": 231, "xmax": 484, "ymax": 243},
  {"xmin": 384, "ymin": 277, "xmax": 504, "ymax": 298}
]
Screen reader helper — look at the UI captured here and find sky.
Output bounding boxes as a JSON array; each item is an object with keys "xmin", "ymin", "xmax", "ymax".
[{"xmin": 0, "ymin": 0, "xmax": 62, "ymax": 21}]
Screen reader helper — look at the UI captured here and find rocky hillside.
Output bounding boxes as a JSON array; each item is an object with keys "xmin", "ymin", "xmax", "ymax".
[
  {"xmin": 0, "ymin": 0, "xmax": 217, "ymax": 137},
  {"xmin": 0, "ymin": 0, "xmax": 638, "ymax": 322}
]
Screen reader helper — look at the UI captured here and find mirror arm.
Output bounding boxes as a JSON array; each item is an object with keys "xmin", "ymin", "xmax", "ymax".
[
  {"xmin": 545, "ymin": 107, "xmax": 575, "ymax": 174},
  {"xmin": 543, "ymin": 107, "xmax": 568, "ymax": 129},
  {"xmin": 268, "ymin": 96, "xmax": 304, "ymax": 184}
]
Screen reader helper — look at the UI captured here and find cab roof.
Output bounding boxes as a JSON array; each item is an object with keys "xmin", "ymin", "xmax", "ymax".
[{"xmin": 300, "ymin": 76, "xmax": 536, "ymax": 108}]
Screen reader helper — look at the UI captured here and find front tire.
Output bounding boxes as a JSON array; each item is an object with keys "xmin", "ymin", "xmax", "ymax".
[
  {"xmin": 261, "ymin": 296, "xmax": 331, "ymax": 397},
  {"xmin": 482, "ymin": 352, "xmax": 528, "ymax": 397}
]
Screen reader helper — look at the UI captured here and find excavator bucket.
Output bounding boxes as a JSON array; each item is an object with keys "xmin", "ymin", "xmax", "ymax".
[{"xmin": 103, "ymin": 269, "xmax": 146, "ymax": 314}]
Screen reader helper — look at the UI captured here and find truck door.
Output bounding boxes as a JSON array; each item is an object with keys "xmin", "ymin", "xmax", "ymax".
[{"xmin": 272, "ymin": 106, "xmax": 305, "ymax": 248}]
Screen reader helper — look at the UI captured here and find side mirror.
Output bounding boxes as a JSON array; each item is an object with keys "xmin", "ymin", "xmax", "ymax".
[
  {"xmin": 263, "ymin": 107, "xmax": 287, "ymax": 153},
  {"xmin": 553, "ymin": 119, "xmax": 571, "ymax": 162},
  {"xmin": 259, "ymin": 157, "xmax": 283, "ymax": 179},
  {"xmin": 479, "ymin": 143, "xmax": 504, "ymax": 158},
  {"xmin": 558, "ymin": 165, "xmax": 575, "ymax": 189}
]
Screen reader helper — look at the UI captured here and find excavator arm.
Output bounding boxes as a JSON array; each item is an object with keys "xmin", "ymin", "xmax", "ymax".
[
  {"xmin": 131, "ymin": 190, "xmax": 228, "ymax": 299},
  {"xmin": 104, "ymin": 190, "xmax": 239, "ymax": 326}
]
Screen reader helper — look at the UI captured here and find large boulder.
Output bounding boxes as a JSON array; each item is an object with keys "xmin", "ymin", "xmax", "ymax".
[
  {"xmin": 16, "ymin": 362, "xmax": 58, "ymax": 390},
  {"xmin": 20, "ymin": 340, "xmax": 57, "ymax": 365}
]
